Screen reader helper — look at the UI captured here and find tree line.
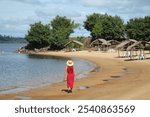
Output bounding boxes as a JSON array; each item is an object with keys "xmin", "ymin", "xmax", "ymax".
[
  {"xmin": 25, "ymin": 16, "xmax": 78, "ymax": 50},
  {"xmin": 25, "ymin": 14, "xmax": 150, "ymax": 50},
  {"xmin": 0, "ymin": 35, "xmax": 26, "ymax": 43}
]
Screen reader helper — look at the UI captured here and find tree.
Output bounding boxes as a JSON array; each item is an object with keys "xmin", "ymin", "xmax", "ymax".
[
  {"xmin": 101, "ymin": 15, "xmax": 125, "ymax": 40},
  {"xmin": 92, "ymin": 21, "xmax": 103, "ymax": 39},
  {"xmin": 84, "ymin": 13, "xmax": 125, "ymax": 41},
  {"xmin": 25, "ymin": 16, "xmax": 77, "ymax": 50},
  {"xmin": 84, "ymin": 13, "xmax": 101, "ymax": 32},
  {"xmin": 144, "ymin": 16, "xmax": 150, "ymax": 41},
  {"xmin": 126, "ymin": 16, "xmax": 150, "ymax": 41},
  {"xmin": 50, "ymin": 16, "xmax": 77, "ymax": 49},
  {"xmin": 126, "ymin": 18, "xmax": 144, "ymax": 41},
  {"xmin": 25, "ymin": 22, "xmax": 51, "ymax": 49}
]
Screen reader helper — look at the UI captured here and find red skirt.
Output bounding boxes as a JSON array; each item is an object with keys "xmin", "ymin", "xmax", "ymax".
[{"xmin": 67, "ymin": 73, "xmax": 74, "ymax": 88}]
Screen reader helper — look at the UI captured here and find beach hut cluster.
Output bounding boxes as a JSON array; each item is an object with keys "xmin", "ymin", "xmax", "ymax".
[
  {"xmin": 115, "ymin": 39, "xmax": 150, "ymax": 60},
  {"xmin": 64, "ymin": 38, "xmax": 150, "ymax": 60},
  {"xmin": 64, "ymin": 38, "xmax": 120, "ymax": 52},
  {"xmin": 90, "ymin": 38, "xmax": 120, "ymax": 51}
]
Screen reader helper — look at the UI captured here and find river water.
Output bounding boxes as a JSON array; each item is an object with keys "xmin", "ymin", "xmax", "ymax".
[{"xmin": 0, "ymin": 43, "xmax": 96, "ymax": 94}]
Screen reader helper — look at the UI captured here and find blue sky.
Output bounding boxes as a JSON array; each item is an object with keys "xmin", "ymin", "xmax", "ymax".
[{"xmin": 0, "ymin": 0, "xmax": 150, "ymax": 37}]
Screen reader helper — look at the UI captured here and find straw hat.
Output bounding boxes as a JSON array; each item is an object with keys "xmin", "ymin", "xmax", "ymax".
[{"xmin": 66, "ymin": 60, "xmax": 74, "ymax": 66}]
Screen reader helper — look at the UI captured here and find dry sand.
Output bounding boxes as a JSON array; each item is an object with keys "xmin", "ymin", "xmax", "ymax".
[{"xmin": 0, "ymin": 50, "xmax": 150, "ymax": 100}]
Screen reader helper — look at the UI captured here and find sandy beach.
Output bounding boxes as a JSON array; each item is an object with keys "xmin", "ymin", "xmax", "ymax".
[{"xmin": 0, "ymin": 50, "xmax": 150, "ymax": 100}]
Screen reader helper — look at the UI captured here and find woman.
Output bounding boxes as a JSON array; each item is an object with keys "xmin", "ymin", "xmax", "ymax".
[{"xmin": 65, "ymin": 60, "xmax": 75, "ymax": 93}]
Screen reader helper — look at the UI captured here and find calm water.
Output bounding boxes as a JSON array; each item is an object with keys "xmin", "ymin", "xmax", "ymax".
[{"xmin": 0, "ymin": 43, "xmax": 96, "ymax": 94}]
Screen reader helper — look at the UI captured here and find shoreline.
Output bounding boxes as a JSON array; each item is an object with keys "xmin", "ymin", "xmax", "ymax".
[
  {"xmin": 0, "ymin": 54, "xmax": 97, "ymax": 95},
  {"xmin": 0, "ymin": 50, "xmax": 150, "ymax": 99}
]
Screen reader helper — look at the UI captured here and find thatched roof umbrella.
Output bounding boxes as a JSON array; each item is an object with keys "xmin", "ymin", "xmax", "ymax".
[
  {"xmin": 115, "ymin": 39, "xmax": 137, "ymax": 57},
  {"xmin": 90, "ymin": 39, "xmax": 108, "ymax": 46},
  {"xmin": 90, "ymin": 39, "xmax": 111, "ymax": 51},
  {"xmin": 128, "ymin": 39, "xmax": 137, "ymax": 42},
  {"xmin": 116, "ymin": 39, "xmax": 137, "ymax": 50},
  {"xmin": 64, "ymin": 40, "xmax": 84, "ymax": 51},
  {"xmin": 126, "ymin": 41, "xmax": 144, "ymax": 51},
  {"xmin": 108, "ymin": 40, "xmax": 120, "ymax": 44},
  {"xmin": 108, "ymin": 40, "xmax": 120, "ymax": 48},
  {"xmin": 126, "ymin": 41, "xmax": 144, "ymax": 59}
]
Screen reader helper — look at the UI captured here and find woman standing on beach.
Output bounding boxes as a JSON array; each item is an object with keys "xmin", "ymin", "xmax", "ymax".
[{"xmin": 65, "ymin": 60, "xmax": 75, "ymax": 93}]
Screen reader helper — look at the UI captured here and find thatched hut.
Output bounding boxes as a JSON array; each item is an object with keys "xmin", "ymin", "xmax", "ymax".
[
  {"xmin": 108, "ymin": 40, "xmax": 120, "ymax": 48},
  {"xmin": 64, "ymin": 40, "xmax": 84, "ymax": 52},
  {"xmin": 115, "ymin": 39, "xmax": 137, "ymax": 57},
  {"xmin": 90, "ymin": 39, "xmax": 111, "ymax": 51},
  {"xmin": 126, "ymin": 41, "xmax": 145, "ymax": 59}
]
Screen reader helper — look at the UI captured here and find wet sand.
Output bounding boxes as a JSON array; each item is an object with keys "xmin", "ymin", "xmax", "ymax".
[{"xmin": 0, "ymin": 51, "xmax": 150, "ymax": 100}]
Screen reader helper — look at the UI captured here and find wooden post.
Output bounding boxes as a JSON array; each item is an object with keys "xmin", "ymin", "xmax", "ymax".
[
  {"xmin": 139, "ymin": 49, "xmax": 142, "ymax": 60},
  {"xmin": 118, "ymin": 49, "xmax": 120, "ymax": 57},
  {"xmin": 130, "ymin": 50, "xmax": 132, "ymax": 59},
  {"xmin": 143, "ymin": 49, "xmax": 145, "ymax": 59}
]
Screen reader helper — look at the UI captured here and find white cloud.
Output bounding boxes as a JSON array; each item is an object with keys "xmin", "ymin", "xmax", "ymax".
[
  {"xmin": 0, "ymin": 0, "xmax": 149, "ymax": 37},
  {"xmin": 82, "ymin": 0, "xmax": 150, "ymax": 7},
  {"xmin": 1, "ymin": 0, "xmax": 44, "ymax": 6},
  {"xmin": 82, "ymin": 0, "xmax": 128, "ymax": 7},
  {"xmin": 0, "ymin": 17, "xmax": 39, "ymax": 37},
  {"xmin": 81, "ymin": 0, "xmax": 150, "ymax": 20},
  {"xmin": 35, "ymin": 8, "xmax": 81, "ymax": 19}
]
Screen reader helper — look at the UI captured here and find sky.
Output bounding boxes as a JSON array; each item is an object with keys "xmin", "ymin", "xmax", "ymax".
[{"xmin": 0, "ymin": 0, "xmax": 150, "ymax": 37}]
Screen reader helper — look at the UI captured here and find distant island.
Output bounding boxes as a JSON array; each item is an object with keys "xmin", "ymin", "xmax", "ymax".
[{"xmin": 0, "ymin": 34, "xmax": 27, "ymax": 43}]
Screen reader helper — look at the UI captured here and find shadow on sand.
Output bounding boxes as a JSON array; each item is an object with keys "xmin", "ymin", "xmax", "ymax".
[{"xmin": 61, "ymin": 89, "xmax": 69, "ymax": 93}]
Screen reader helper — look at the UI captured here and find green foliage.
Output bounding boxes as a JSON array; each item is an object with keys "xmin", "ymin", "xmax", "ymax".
[
  {"xmin": 25, "ymin": 14, "xmax": 150, "ymax": 50},
  {"xmin": 25, "ymin": 16, "xmax": 77, "ymax": 50},
  {"xmin": 84, "ymin": 13, "xmax": 101, "ymax": 32},
  {"xmin": 126, "ymin": 16, "xmax": 150, "ymax": 41},
  {"xmin": 144, "ymin": 16, "xmax": 150, "ymax": 41},
  {"xmin": 102, "ymin": 15, "xmax": 125, "ymax": 40},
  {"xmin": 92, "ymin": 21, "xmax": 102, "ymax": 39},
  {"xmin": 25, "ymin": 22, "xmax": 51, "ymax": 49},
  {"xmin": 84, "ymin": 13, "xmax": 125, "ymax": 41},
  {"xmin": 50, "ymin": 16, "xmax": 76, "ymax": 49}
]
